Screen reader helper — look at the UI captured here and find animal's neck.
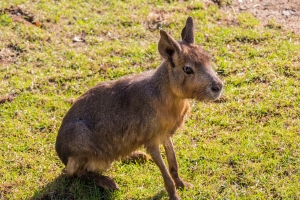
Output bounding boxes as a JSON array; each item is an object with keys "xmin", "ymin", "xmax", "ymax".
[
  {"xmin": 150, "ymin": 61, "xmax": 188, "ymax": 108},
  {"xmin": 149, "ymin": 61, "xmax": 189, "ymax": 133}
]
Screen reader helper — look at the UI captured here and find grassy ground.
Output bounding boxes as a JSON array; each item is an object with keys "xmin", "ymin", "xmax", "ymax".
[{"xmin": 0, "ymin": 0, "xmax": 299, "ymax": 199}]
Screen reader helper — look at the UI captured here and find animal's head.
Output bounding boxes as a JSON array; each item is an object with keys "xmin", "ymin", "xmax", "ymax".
[{"xmin": 158, "ymin": 17, "xmax": 223, "ymax": 101}]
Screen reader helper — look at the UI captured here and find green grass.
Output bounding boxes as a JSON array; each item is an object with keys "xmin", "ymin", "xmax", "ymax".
[{"xmin": 1, "ymin": 0, "xmax": 299, "ymax": 199}]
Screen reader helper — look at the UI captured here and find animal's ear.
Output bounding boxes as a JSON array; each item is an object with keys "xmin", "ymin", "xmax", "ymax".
[
  {"xmin": 181, "ymin": 17, "xmax": 194, "ymax": 44},
  {"xmin": 158, "ymin": 30, "xmax": 182, "ymax": 60}
]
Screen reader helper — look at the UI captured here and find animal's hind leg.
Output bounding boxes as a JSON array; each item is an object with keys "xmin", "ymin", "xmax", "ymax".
[
  {"xmin": 65, "ymin": 157, "xmax": 118, "ymax": 190},
  {"xmin": 123, "ymin": 151, "xmax": 150, "ymax": 163},
  {"xmin": 65, "ymin": 157, "xmax": 81, "ymax": 176}
]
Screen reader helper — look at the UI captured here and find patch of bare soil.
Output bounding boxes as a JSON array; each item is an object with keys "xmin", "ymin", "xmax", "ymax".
[
  {"xmin": 220, "ymin": 0, "xmax": 300, "ymax": 35},
  {"xmin": 0, "ymin": 183, "xmax": 14, "ymax": 199},
  {"xmin": 0, "ymin": 94, "xmax": 15, "ymax": 104},
  {"xmin": 1, "ymin": 6, "xmax": 42, "ymax": 27},
  {"xmin": 145, "ymin": 10, "xmax": 172, "ymax": 32},
  {"xmin": 0, "ymin": 47, "xmax": 17, "ymax": 65},
  {"xmin": 0, "ymin": 44, "xmax": 23, "ymax": 65}
]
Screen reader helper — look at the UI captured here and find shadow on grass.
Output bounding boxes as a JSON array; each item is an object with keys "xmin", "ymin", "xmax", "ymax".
[
  {"xmin": 145, "ymin": 190, "xmax": 167, "ymax": 200},
  {"xmin": 31, "ymin": 174, "xmax": 167, "ymax": 200},
  {"xmin": 31, "ymin": 174, "xmax": 118, "ymax": 200}
]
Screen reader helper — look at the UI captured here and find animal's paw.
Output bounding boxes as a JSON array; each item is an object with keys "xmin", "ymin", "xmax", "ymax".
[
  {"xmin": 124, "ymin": 151, "xmax": 150, "ymax": 164},
  {"xmin": 174, "ymin": 178, "xmax": 193, "ymax": 190},
  {"xmin": 95, "ymin": 175, "xmax": 119, "ymax": 190}
]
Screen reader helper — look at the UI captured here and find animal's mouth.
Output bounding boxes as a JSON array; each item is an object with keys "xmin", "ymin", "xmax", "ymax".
[{"xmin": 195, "ymin": 87, "xmax": 223, "ymax": 102}]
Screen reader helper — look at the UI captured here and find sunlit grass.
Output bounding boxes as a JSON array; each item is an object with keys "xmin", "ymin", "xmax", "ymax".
[{"xmin": 0, "ymin": 0, "xmax": 299, "ymax": 199}]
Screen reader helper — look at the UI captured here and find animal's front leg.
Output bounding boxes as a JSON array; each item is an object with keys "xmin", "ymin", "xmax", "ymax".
[
  {"xmin": 146, "ymin": 145, "xmax": 179, "ymax": 200},
  {"xmin": 164, "ymin": 138, "xmax": 193, "ymax": 190}
]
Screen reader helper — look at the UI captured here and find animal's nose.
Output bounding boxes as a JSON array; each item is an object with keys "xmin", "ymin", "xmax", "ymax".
[{"xmin": 211, "ymin": 83, "xmax": 223, "ymax": 93}]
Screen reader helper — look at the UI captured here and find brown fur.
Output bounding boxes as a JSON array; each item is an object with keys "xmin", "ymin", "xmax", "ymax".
[{"xmin": 55, "ymin": 17, "xmax": 223, "ymax": 200}]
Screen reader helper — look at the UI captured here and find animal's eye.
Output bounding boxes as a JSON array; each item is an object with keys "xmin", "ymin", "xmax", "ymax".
[{"xmin": 183, "ymin": 66, "xmax": 194, "ymax": 75}]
